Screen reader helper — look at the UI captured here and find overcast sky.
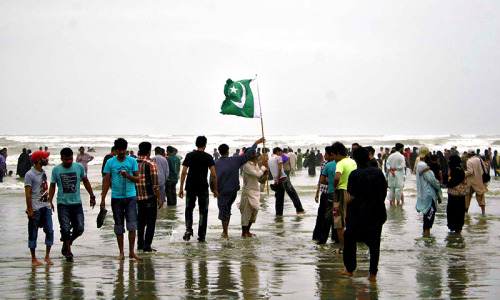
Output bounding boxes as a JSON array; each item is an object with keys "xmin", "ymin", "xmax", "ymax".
[{"xmin": 1, "ymin": 0, "xmax": 499, "ymax": 136}]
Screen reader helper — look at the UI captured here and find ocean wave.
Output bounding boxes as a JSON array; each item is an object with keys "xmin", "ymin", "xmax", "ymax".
[
  {"xmin": 2, "ymin": 135, "xmax": 500, "ymax": 158},
  {"xmin": 0, "ymin": 182, "xmax": 25, "ymax": 190}
]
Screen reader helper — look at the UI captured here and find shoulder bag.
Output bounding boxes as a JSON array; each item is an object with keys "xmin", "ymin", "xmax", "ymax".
[{"xmin": 480, "ymin": 158, "xmax": 491, "ymax": 184}]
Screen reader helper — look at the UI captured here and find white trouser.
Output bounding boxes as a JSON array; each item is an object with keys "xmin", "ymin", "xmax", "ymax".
[{"xmin": 388, "ymin": 186, "xmax": 403, "ymax": 202}]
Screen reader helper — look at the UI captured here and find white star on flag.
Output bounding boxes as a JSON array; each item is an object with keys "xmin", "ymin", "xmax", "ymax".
[{"xmin": 229, "ymin": 86, "xmax": 238, "ymax": 94}]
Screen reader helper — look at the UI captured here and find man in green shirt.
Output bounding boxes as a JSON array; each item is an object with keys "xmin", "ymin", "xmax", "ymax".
[
  {"xmin": 296, "ymin": 149, "xmax": 303, "ymax": 170},
  {"xmin": 330, "ymin": 142, "xmax": 357, "ymax": 254},
  {"xmin": 166, "ymin": 146, "xmax": 181, "ymax": 206}
]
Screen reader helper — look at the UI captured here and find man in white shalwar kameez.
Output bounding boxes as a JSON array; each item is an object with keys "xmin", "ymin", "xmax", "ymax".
[
  {"xmin": 387, "ymin": 143, "xmax": 406, "ymax": 206},
  {"xmin": 240, "ymin": 150, "xmax": 268, "ymax": 237}
]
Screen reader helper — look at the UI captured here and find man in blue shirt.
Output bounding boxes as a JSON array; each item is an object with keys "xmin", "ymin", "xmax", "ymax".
[
  {"xmin": 215, "ymin": 137, "xmax": 264, "ymax": 239},
  {"xmin": 101, "ymin": 138, "xmax": 141, "ymax": 260},
  {"xmin": 49, "ymin": 148, "xmax": 96, "ymax": 262},
  {"xmin": 315, "ymin": 146, "xmax": 337, "ymax": 244}
]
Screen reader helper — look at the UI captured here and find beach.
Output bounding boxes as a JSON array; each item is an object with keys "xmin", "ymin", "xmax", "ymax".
[{"xmin": 1, "ymin": 134, "xmax": 500, "ymax": 299}]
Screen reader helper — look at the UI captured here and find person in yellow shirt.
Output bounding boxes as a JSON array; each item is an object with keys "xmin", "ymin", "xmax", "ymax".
[{"xmin": 330, "ymin": 142, "xmax": 357, "ymax": 254}]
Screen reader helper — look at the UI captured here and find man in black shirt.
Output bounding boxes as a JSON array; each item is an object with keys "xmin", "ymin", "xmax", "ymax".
[
  {"xmin": 366, "ymin": 146, "xmax": 379, "ymax": 169},
  {"xmin": 101, "ymin": 146, "xmax": 116, "ymax": 187},
  {"xmin": 179, "ymin": 136, "xmax": 218, "ymax": 242},
  {"xmin": 340, "ymin": 147, "xmax": 387, "ymax": 282}
]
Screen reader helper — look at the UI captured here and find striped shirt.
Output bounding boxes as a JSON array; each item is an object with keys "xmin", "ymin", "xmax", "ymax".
[
  {"xmin": 135, "ymin": 156, "xmax": 159, "ymax": 201},
  {"xmin": 317, "ymin": 160, "xmax": 329, "ymax": 194}
]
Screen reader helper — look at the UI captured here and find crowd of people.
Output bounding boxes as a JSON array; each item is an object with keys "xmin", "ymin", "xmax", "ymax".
[{"xmin": 1, "ymin": 137, "xmax": 495, "ymax": 282}]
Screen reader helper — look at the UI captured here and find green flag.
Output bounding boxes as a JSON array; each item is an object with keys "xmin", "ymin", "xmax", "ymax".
[{"xmin": 220, "ymin": 78, "xmax": 261, "ymax": 118}]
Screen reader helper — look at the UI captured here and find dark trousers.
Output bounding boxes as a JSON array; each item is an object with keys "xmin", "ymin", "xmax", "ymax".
[
  {"xmin": 137, "ymin": 196, "xmax": 158, "ymax": 249},
  {"xmin": 313, "ymin": 193, "xmax": 336, "ymax": 243},
  {"xmin": 57, "ymin": 203, "xmax": 84, "ymax": 243},
  {"xmin": 166, "ymin": 180, "xmax": 178, "ymax": 206},
  {"xmin": 447, "ymin": 195, "xmax": 465, "ymax": 232},
  {"xmin": 275, "ymin": 177, "xmax": 304, "ymax": 216},
  {"xmin": 185, "ymin": 190, "xmax": 209, "ymax": 239},
  {"xmin": 308, "ymin": 166, "xmax": 316, "ymax": 176},
  {"xmin": 343, "ymin": 225, "xmax": 383, "ymax": 275},
  {"xmin": 217, "ymin": 191, "xmax": 238, "ymax": 221},
  {"xmin": 423, "ymin": 201, "xmax": 437, "ymax": 230}
]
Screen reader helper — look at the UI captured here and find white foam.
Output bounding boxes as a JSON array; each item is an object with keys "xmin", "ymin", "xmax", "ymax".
[{"xmin": 0, "ymin": 182, "xmax": 25, "ymax": 190}]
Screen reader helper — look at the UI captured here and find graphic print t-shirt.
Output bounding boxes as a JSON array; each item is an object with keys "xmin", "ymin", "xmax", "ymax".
[
  {"xmin": 25, "ymin": 167, "xmax": 50, "ymax": 211},
  {"xmin": 51, "ymin": 163, "xmax": 86, "ymax": 205},
  {"xmin": 103, "ymin": 156, "xmax": 139, "ymax": 198}
]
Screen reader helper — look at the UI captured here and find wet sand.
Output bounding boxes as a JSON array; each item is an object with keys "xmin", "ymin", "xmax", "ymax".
[{"xmin": 1, "ymin": 169, "xmax": 499, "ymax": 299}]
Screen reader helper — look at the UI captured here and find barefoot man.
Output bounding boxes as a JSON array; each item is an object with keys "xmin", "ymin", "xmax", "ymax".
[
  {"xmin": 101, "ymin": 138, "xmax": 141, "ymax": 260},
  {"xmin": 25, "ymin": 150, "xmax": 54, "ymax": 266},
  {"xmin": 240, "ymin": 147, "xmax": 268, "ymax": 237},
  {"xmin": 49, "ymin": 148, "xmax": 96, "ymax": 262},
  {"xmin": 339, "ymin": 147, "xmax": 387, "ymax": 282},
  {"xmin": 214, "ymin": 137, "xmax": 264, "ymax": 239}
]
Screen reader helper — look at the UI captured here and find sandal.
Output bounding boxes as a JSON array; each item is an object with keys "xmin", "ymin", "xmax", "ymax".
[
  {"xmin": 61, "ymin": 244, "xmax": 68, "ymax": 257},
  {"xmin": 335, "ymin": 249, "xmax": 343, "ymax": 254}
]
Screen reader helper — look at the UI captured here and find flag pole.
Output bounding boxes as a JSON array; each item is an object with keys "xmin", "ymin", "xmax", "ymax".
[{"xmin": 255, "ymin": 75, "xmax": 270, "ymax": 195}]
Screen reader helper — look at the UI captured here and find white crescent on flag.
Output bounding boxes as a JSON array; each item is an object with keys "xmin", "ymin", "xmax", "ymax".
[{"xmin": 231, "ymin": 82, "xmax": 246, "ymax": 109}]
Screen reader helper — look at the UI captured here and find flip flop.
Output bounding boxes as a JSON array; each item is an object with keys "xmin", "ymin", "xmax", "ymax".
[{"xmin": 97, "ymin": 208, "xmax": 107, "ymax": 228}]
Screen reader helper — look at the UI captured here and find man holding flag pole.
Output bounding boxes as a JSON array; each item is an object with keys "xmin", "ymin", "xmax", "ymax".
[
  {"xmin": 220, "ymin": 77, "xmax": 270, "ymax": 194},
  {"xmin": 214, "ymin": 137, "xmax": 265, "ymax": 240}
]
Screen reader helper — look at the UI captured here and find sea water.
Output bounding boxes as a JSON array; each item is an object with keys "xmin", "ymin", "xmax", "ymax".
[{"xmin": 0, "ymin": 134, "xmax": 499, "ymax": 299}]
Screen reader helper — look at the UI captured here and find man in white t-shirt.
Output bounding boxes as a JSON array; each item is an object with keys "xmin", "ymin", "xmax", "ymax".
[{"xmin": 268, "ymin": 147, "xmax": 306, "ymax": 216}]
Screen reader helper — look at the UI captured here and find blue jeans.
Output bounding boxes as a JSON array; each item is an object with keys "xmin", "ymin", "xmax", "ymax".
[
  {"xmin": 185, "ymin": 190, "xmax": 209, "ymax": 239},
  {"xmin": 28, "ymin": 207, "xmax": 54, "ymax": 249},
  {"xmin": 57, "ymin": 203, "xmax": 84, "ymax": 243},
  {"xmin": 111, "ymin": 197, "xmax": 138, "ymax": 235}
]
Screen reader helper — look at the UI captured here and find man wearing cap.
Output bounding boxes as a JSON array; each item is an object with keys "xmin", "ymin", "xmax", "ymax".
[
  {"xmin": 48, "ymin": 148, "xmax": 96, "ymax": 262},
  {"xmin": 214, "ymin": 137, "xmax": 264, "ymax": 239},
  {"xmin": 416, "ymin": 147, "xmax": 442, "ymax": 235},
  {"xmin": 386, "ymin": 143, "xmax": 406, "ymax": 206},
  {"xmin": 465, "ymin": 149, "xmax": 488, "ymax": 215},
  {"xmin": 24, "ymin": 150, "xmax": 54, "ymax": 266}
]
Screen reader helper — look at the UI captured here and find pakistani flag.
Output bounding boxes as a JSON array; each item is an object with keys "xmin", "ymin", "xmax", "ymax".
[{"xmin": 220, "ymin": 78, "xmax": 261, "ymax": 118}]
